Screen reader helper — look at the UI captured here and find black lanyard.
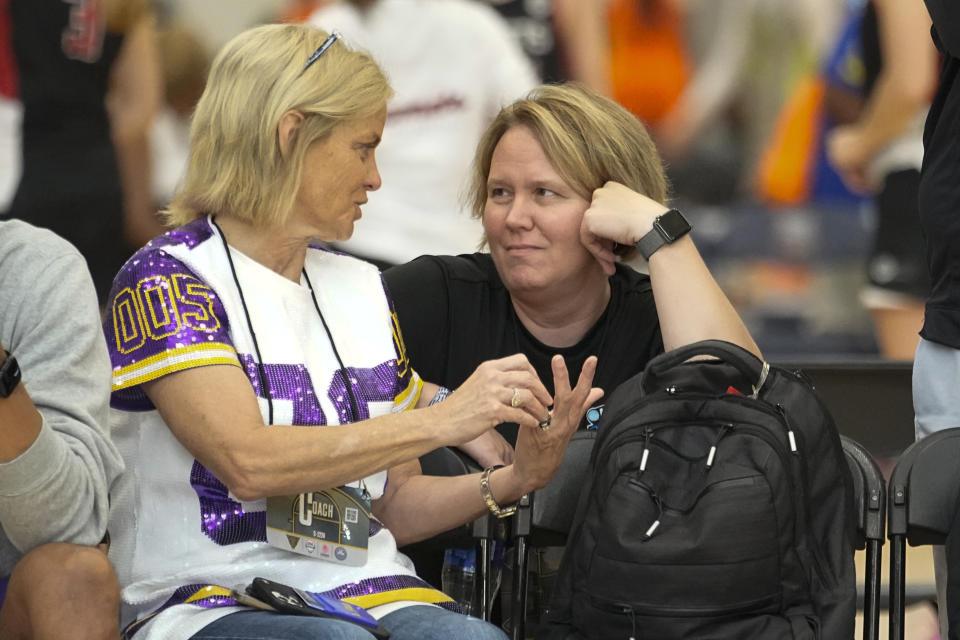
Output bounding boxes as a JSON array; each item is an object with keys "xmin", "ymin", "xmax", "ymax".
[{"xmin": 211, "ymin": 217, "xmax": 359, "ymax": 425}]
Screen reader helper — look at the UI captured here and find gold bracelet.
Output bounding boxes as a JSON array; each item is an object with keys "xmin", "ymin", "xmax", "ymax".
[{"xmin": 479, "ymin": 466, "xmax": 517, "ymax": 518}]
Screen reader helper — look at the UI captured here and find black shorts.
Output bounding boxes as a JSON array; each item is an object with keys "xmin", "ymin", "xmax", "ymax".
[{"xmin": 866, "ymin": 168, "xmax": 930, "ymax": 300}]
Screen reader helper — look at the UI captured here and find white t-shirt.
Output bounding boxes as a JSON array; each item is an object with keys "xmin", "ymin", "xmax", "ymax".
[
  {"xmin": 309, "ymin": 0, "xmax": 537, "ymax": 264},
  {"xmin": 104, "ymin": 217, "xmax": 441, "ymax": 639}
]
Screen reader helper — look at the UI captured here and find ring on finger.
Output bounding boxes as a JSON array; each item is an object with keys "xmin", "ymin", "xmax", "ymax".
[
  {"xmin": 510, "ymin": 387, "xmax": 522, "ymax": 408},
  {"xmin": 538, "ymin": 414, "xmax": 552, "ymax": 431}
]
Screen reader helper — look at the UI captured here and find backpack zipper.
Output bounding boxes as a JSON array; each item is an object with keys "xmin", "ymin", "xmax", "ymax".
[
  {"xmin": 600, "ymin": 413, "xmax": 822, "ymax": 589},
  {"xmin": 589, "ymin": 592, "xmax": 781, "ymax": 618}
]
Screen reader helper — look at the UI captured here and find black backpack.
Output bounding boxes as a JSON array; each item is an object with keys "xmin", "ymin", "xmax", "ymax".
[{"xmin": 539, "ymin": 340, "xmax": 857, "ymax": 640}]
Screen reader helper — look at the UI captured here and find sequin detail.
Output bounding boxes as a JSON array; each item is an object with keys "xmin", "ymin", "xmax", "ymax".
[
  {"xmin": 329, "ymin": 361, "xmax": 401, "ymax": 423},
  {"xmin": 121, "ymin": 584, "xmax": 237, "ymax": 640},
  {"xmin": 106, "ymin": 245, "xmax": 237, "ymax": 411},
  {"xmin": 191, "ymin": 461, "xmax": 266, "ymax": 545},
  {"xmin": 149, "ymin": 217, "xmax": 214, "ymax": 250},
  {"xmin": 239, "ymin": 354, "xmax": 325, "ymax": 426}
]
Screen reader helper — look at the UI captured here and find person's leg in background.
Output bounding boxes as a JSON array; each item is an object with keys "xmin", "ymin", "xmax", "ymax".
[
  {"xmin": 863, "ymin": 169, "xmax": 929, "ymax": 360},
  {"xmin": 0, "ymin": 542, "xmax": 121, "ymax": 640},
  {"xmin": 913, "ymin": 337, "xmax": 960, "ymax": 638}
]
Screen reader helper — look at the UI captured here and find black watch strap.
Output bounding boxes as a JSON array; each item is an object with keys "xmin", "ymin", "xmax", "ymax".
[
  {"xmin": 635, "ymin": 209, "xmax": 691, "ymax": 260},
  {"xmin": 0, "ymin": 351, "xmax": 21, "ymax": 398}
]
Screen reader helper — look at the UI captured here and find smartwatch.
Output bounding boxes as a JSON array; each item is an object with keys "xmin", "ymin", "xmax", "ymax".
[
  {"xmin": 635, "ymin": 209, "xmax": 691, "ymax": 260},
  {"xmin": 0, "ymin": 351, "xmax": 21, "ymax": 398}
]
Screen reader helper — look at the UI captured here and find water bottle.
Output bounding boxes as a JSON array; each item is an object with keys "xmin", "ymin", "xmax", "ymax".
[
  {"xmin": 441, "ymin": 547, "xmax": 477, "ymax": 616},
  {"xmin": 460, "ymin": 550, "xmax": 476, "ymax": 617}
]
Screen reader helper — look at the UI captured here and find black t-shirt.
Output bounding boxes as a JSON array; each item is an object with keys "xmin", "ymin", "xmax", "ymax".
[
  {"xmin": 919, "ymin": 6, "xmax": 960, "ymax": 347},
  {"xmin": 383, "ymin": 253, "xmax": 663, "ymax": 444}
]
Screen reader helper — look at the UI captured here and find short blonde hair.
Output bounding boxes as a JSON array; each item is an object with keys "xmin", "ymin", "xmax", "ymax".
[
  {"xmin": 164, "ymin": 23, "xmax": 392, "ymax": 228},
  {"xmin": 468, "ymin": 83, "xmax": 668, "ymax": 221}
]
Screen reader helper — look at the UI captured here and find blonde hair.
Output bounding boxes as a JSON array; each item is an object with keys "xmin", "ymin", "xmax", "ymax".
[
  {"xmin": 467, "ymin": 83, "xmax": 668, "ymax": 221},
  {"xmin": 163, "ymin": 23, "xmax": 392, "ymax": 228}
]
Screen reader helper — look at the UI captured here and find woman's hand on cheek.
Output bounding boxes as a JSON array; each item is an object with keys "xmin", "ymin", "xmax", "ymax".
[{"xmin": 581, "ymin": 182, "xmax": 670, "ymax": 274}]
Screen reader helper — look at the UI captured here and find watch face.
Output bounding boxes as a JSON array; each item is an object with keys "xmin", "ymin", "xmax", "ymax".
[
  {"xmin": 655, "ymin": 210, "xmax": 691, "ymax": 242},
  {"xmin": 0, "ymin": 353, "xmax": 20, "ymax": 398}
]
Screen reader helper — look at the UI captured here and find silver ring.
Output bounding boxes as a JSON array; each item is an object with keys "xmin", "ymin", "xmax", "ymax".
[
  {"xmin": 510, "ymin": 388, "xmax": 522, "ymax": 408},
  {"xmin": 538, "ymin": 415, "xmax": 552, "ymax": 431}
]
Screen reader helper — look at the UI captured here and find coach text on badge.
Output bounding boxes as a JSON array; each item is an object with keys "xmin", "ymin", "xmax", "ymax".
[{"xmin": 266, "ymin": 486, "xmax": 370, "ymax": 566}]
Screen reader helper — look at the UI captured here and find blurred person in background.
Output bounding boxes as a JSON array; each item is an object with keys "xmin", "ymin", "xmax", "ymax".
[
  {"xmin": 653, "ymin": 0, "xmax": 842, "ymax": 204},
  {"xmin": 826, "ymin": 0, "xmax": 936, "ymax": 360},
  {"xmin": 3, "ymin": 0, "xmax": 163, "ymax": 304},
  {"xmin": 308, "ymin": 0, "xmax": 537, "ymax": 268},
  {"xmin": 914, "ymin": 1, "xmax": 960, "ymax": 637},
  {"xmin": 150, "ymin": 23, "xmax": 210, "ymax": 210},
  {"xmin": 480, "ymin": 0, "xmax": 610, "ymax": 93},
  {"xmin": 278, "ymin": 0, "xmax": 331, "ymax": 23}
]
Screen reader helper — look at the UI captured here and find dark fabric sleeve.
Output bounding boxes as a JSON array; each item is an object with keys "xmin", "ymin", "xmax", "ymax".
[
  {"xmin": 382, "ymin": 256, "xmax": 452, "ymax": 385},
  {"xmin": 926, "ymin": 1, "xmax": 960, "ymax": 59}
]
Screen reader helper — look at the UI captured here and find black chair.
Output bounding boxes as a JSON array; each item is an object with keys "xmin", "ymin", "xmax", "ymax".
[
  {"xmin": 411, "ymin": 447, "xmax": 497, "ymax": 619},
  {"xmin": 840, "ymin": 435, "xmax": 886, "ymax": 640},
  {"xmin": 887, "ymin": 427, "xmax": 960, "ymax": 640},
  {"xmin": 509, "ymin": 430, "xmax": 596, "ymax": 640}
]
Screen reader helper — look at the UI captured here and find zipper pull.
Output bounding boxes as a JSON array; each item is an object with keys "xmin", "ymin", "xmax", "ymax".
[
  {"xmin": 706, "ymin": 423, "xmax": 733, "ymax": 469},
  {"xmin": 775, "ymin": 404, "xmax": 799, "ymax": 455},
  {"xmin": 643, "ymin": 492, "xmax": 663, "ymax": 541},
  {"xmin": 639, "ymin": 427, "xmax": 652, "ymax": 472}
]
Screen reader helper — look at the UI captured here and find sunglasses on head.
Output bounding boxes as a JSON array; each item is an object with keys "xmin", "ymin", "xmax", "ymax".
[{"xmin": 298, "ymin": 31, "xmax": 341, "ymax": 77}]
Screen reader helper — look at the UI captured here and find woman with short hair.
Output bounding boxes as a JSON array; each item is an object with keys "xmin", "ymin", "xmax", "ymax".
[{"xmin": 387, "ymin": 83, "xmax": 758, "ymax": 452}]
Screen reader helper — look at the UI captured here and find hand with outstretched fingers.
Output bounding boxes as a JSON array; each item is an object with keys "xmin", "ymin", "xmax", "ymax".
[{"xmin": 512, "ymin": 355, "xmax": 603, "ymax": 493}]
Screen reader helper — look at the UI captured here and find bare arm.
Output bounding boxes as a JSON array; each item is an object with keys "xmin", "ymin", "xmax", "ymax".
[
  {"xmin": 552, "ymin": 0, "xmax": 611, "ymax": 94},
  {"xmin": 826, "ymin": 0, "xmax": 936, "ymax": 191},
  {"xmin": 107, "ymin": 12, "xmax": 164, "ymax": 245},
  {"xmin": 143, "ymin": 354, "xmax": 552, "ymax": 502},
  {"xmin": 656, "ymin": 0, "xmax": 756, "ymax": 158},
  {"xmin": 580, "ymin": 182, "xmax": 760, "ymax": 358},
  {"xmin": 374, "ymin": 356, "xmax": 602, "ymax": 546}
]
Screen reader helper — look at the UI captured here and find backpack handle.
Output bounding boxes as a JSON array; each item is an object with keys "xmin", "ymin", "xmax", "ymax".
[{"xmin": 642, "ymin": 340, "xmax": 770, "ymax": 397}]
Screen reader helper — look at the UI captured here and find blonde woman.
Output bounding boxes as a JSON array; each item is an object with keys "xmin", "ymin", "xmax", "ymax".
[{"xmin": 102, "ymin": 24, "xmax": 599, "ymax": 640}]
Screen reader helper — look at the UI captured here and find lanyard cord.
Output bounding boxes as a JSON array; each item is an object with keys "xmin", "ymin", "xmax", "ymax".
[
  {"xmin": 211, "ymin": 218, "xmax": 368, "ymax": 498},
  {"xmin": 211, "ymin": 216, "xmax": 360, "ymax": 427},
  {"xmin": 212, "ymin": 216, "xmax": 274, "ymax": 425},
  {"xmin": 301, "ymin": 268, "xmax": 359, "ymax": 424}
]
